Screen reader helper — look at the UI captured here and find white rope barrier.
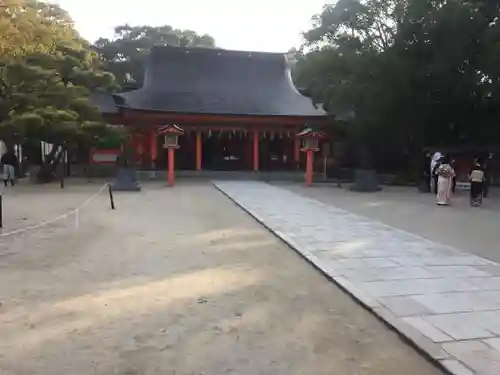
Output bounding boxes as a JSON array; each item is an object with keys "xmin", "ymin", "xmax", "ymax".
[{"xmin": 0, "ymin": 183, "xmax": 109, "ymax": 238}]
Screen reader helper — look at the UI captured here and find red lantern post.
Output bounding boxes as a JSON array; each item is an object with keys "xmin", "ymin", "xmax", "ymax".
[
  {"xmin": 296, "ymin": 127, "xmax": 326, "ymax": 187},
  {"xmin": 157, "ymin": 124, "xmax": 184, "ymax": 187}
]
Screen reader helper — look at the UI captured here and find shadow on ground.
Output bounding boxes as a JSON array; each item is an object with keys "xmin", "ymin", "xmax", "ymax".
[{"xmin": 0, "ymin": 182, "xmax": 444, "ymax": 375}]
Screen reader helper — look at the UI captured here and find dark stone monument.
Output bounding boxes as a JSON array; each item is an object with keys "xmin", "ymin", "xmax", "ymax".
[
  {"xmin": 111, "ymin": 152, "xmax": 141, "ymax": 191},
  {"xmin": 350, "ymin": 169, "xmax": 381, "ymax": 192}
]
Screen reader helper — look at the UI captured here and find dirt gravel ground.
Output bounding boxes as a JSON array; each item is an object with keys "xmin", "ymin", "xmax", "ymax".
[
  {"xmin": 279, "ymin": 183, "xmax": 500, "ymax": 263},
  {"xmin": 0, "ymin": 181, "xmax": 444, "ymax": 375}
]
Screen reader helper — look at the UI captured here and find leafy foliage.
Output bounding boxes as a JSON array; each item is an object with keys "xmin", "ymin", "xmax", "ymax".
[
  {"xmin": 0, "ymin": 0, "xmax": 78, "ymax": 56},
  {"xmin": 294, "ymin": 0, "xmax": 500, "ymax": 169},
  {"xmin": 0, "ymin": 0, "xmax": 118, "ymax": 147},
  {"xmin": 94, "ymin": 25, "xmax": 216, "ymax": 88}
]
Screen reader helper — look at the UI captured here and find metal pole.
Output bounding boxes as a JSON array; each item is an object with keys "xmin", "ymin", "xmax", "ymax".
[
  {"xmin": 108, "ymin": 184, "xmax": 115, "ymax": 210},
  {"xmin": 0, "ymin": 194, "xmax": 3, "ymax": 228}
]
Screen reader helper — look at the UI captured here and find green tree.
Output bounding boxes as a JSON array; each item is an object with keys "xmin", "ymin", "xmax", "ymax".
[
  {"xmin": 296, "ymin": 0, "xmax": 404, "ymax": 169},
  {"xmin": 0, "ymin": 0, "xmax": 79, "ymax": 56},
  {"xmin": 295, "ymin": 0, "xmax": 500, "ymax": 173},
  {"xmin": 94, "ymin": 25, "xmax": 216, "ymax": 88},
  {"xmin": 0, "ymin": 0, "xmax": 118, "ymax": 181}
]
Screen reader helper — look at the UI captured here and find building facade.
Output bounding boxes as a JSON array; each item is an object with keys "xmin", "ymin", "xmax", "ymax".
[{"xmin": 94, "ymin": 46, "xmax": 333, "ymax": 172}]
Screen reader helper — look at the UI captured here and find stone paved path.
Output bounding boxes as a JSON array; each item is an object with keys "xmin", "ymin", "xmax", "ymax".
[
  {"xmin": 215, "ymin": 181, "xmax": 500, "ymax": 375},
  {"xmin": 280, "ymin": 183, "xmax": 500, "ymax": 264},
  {"xmin": 0, "ymin": 182, "xmax": 444, "ymax": 375}
]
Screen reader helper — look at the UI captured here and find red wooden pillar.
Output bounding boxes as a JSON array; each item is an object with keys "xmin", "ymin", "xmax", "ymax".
[
  {"xmin": 168, "ymin": 148, "xmax": 175, "ymax": 186},
  {"xmin": 158, "ymin": 124, "xmax": 184, "ymax": 187},
  {"xmin": 297, "ymin": 128, "xmax": 326, "ymax": 187},
  {"xmin": 305, "ymin": 150, "xmax": 314, "ymax": 187},
  {"xmin": 196, "ymin": 130, "xmax": 202, "ymax": 171},
  {"xmin": 244, "ymin": 133, "xmax": 252, "ymax": 169},
  {"xmin": 137, "ymin": 134, "xmax": 145, "ymax": 166},
  {"xmin": 130, "ymin": 133, "xmax": 138, "ymax": 164},
  {"xmin": 150, "ymin": 130, "xmax": 157, "ymax": 168},
  {"xmin": 294, "ymin": 137, "xmax": 300, "ymax": 166},
  {"xmin": 253, "ymin": 129, "xmax": 259, "ymax": 171}
]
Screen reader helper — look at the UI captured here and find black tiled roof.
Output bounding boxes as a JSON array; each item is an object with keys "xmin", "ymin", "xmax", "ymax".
[
  {"xmin": 89, "ymin": 91, "xmax": 118, "ymax": 114},
  {"xmin": 115, "ymin": 46, "xmax": 326, "ymax": 117}
]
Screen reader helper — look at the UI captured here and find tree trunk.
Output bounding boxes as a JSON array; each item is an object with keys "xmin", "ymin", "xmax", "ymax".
[
  {"xmin": 351, "ymin": 137, "xmax": 381, "ymax": 192},
  {"xmin": 37, "ymin": 144, "xmax": 63, "ymax": 183}
]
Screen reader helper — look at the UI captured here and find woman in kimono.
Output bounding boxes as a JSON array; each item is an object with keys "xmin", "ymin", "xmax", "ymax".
[
  {"xmin": 469, "ymin": 160, "xmax": 485, "ymax": 207},
  {"xmin": 435, "ymin": 155, "xmax": 455, "ymax": 206}
]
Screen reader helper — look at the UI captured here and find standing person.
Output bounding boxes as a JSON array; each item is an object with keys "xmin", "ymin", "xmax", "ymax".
[
  {"xmin": 1, "ymin": 148, "xmax": 18, "ymax": 187},
  {"xmin": 451, "ymin": 157, "xmax": 457, "ymax": 193},
  {"xmin": 430, "ymin": 152, "xmax": 442, "ymax": 194},
  {"xmin": 435, "ymin": 155, "xmax": 455, "ymax": 206},
  {"xmin": 483, "ymin": 153, "xmax": 493, "ymax": 198},
  {"xmin": 469, "ymin": 160, "xmax": 485, "ymax": 207},
  {"xmin": 419, "ymin": 152, "xmax": 431, "ymax": 192}
]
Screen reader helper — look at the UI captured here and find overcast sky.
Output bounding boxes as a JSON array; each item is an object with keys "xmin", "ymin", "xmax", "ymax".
[{"xmin": 53, "ymin": 0, "xmax": 327, "ymax": 52}]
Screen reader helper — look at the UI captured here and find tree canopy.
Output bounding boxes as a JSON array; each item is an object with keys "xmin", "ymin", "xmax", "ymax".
[
  {"xmin": 1, "ymin": 1, "xmax": 219, "ymax": 180},
  {"xmin": 294, "ymin": 0, "xmax": 500, "ymax": 168},
  {"xmin": 94, "ymin": 25, "xmax": 216, "ymax": 88},
  {"xmin": 0, "ymin": 0, "xmax": 77, "ymax": 56},
  {"xmin": 0, "ymin": 0, "xmax": 117, "ymax": 148}
]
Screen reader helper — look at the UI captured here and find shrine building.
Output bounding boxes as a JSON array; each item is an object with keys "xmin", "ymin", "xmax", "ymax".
[{"xmin": 94, "ymin": 46, "xmax": 332, "ymax": 172}]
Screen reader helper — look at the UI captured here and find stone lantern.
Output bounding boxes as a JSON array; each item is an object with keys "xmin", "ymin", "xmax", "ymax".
[{"xmin": 157, "ymin": 124, "xmax": 184, "ymax": 186}]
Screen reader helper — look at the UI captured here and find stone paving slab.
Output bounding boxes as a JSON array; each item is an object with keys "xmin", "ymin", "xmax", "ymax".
[{"xmin": 214, "ymin": 181, "xmax": 500, "ymax": 375}]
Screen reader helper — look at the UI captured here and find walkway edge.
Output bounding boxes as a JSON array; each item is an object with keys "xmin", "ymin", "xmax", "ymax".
[{"xmin": 213, "ymin": 182, "xmax": 469, "ymax": 375}]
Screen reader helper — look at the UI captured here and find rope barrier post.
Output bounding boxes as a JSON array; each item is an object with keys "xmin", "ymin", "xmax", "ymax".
[
  {"xmin": 60, "ymin": 146, "xmax": 66, "ymax": 189},
  {"xmin": 0, "ymin": 183, "xmax": 108, "ymax": 238},
  {"xmin": 108, "ymin": 184, "xmax": 115, "ymax": 210}
]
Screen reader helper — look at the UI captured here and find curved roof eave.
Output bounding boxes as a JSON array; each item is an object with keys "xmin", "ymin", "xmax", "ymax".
[
  {"xmin": 111, "ymin": 46, "xmax": 328, "ymax": 117},
  {"xmin": 115, "ymin": 103, "xmax": 330, "ymax": 119}
]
